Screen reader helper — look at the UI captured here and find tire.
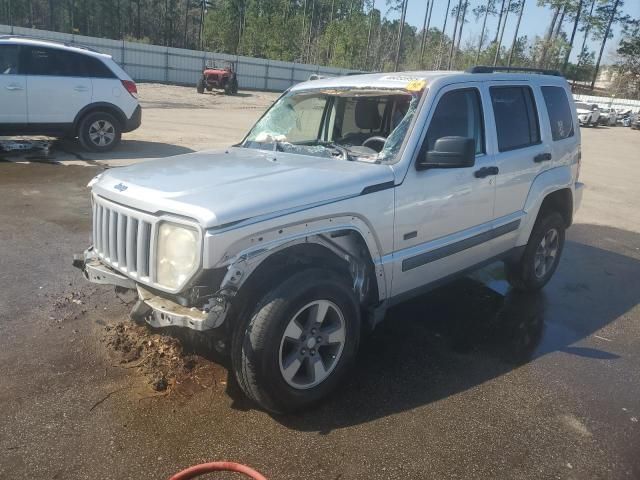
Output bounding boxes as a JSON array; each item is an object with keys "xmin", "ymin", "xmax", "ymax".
[
  {"xmin": 196, "ymin": 78, "xmax": 205, "ymax": 94},
  {"xmin": 225, "ymin": 77, "xmax": 238, "ymax": 95},
  {"xmin": 231, "ymin": 268, "xmax": 360, "ymax": 413},
  {"xmin": 506, "ymin": 211, "xmax": 565, "ymax": 292},
  {"xmin": 77, "ymin": 111, "xmax": 122, "ymax": 152}
]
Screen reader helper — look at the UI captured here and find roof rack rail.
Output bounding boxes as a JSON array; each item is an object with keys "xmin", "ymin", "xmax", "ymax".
[
  {"xmin": 0, "ymin": 34, "xmax": 98, "ymax": 53},
  {"xmin": 466, "ymin": 65, "xmax": 563, "ymax": 77}
]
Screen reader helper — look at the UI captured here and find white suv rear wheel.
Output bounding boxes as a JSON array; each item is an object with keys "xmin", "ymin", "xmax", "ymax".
[{"xmin": 78, "ymin": 111, "xmax": 122, "ymax": 152}]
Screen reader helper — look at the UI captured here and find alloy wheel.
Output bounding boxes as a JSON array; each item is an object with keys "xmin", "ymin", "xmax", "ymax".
[
  {"xmin": 278, "ymin": 300, "xmax": 346, "ymax": 390},
  {"xmin": 534, "ymin": 228, "xmax": 559, "ymax": 278},
  {"xmin": 88, "ymin": 120, "xmax": 116, "ymax": 147}
]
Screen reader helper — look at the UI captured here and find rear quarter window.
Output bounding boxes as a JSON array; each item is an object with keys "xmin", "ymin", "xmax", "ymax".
[
  {"xmin": 82, "ymin": 56, "xmax": 117, "ymax": 79},
  {"xmin": 490, "ymin": 86, "xmax": 541, "ymax": 152},
  {"xmin": 541, "ymin": 86, "xmax": 574, "ymax": 141}
]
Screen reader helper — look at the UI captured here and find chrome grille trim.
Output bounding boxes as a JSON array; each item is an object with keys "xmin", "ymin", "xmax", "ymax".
[{"xmin": 92, "ymin": 195, "xmax": 157, "ymax": 283}]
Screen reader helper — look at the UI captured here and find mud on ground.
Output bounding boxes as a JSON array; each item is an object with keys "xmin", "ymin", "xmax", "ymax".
[{"xmin": 104, "ymin": 320, "xmax": 226, "ymax": 396}]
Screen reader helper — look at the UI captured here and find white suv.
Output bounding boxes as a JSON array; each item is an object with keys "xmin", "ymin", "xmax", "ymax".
[
  {"xmin": 75, "ymin": 67, "xmax": 583, "ymax": 413},
  {"xmin": 0, "ymin": 36, "xmax": 140, "ymax": 151}
]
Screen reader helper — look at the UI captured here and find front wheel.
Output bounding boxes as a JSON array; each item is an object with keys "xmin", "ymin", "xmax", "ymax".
[
  {"xmin": 506, "ymin": 212, "xmax": 566, "ymax": 291},
  {"xmin": 231, "ymin": 268, "xmax": 360, "ymax": 413},
  {"xmin": 77, "ymin": 112, "xmax": 122, "ymax": 152},
  {"xmin": 196, "ymin": 77, "xmax": 205, "ymax": 94}
]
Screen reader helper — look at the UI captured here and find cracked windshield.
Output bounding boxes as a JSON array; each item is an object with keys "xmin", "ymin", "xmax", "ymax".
[{"xmin": 242, "ymin": 89, "xmax": 421, "ymax": 163}]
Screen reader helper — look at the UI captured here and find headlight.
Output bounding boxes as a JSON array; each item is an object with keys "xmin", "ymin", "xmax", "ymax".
[{"xmin": 156, "ymin": 222, "xmax": 199, "ymax": 290}]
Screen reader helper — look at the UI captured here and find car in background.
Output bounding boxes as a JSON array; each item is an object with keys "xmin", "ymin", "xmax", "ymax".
[
  {"xmin": 574, "ymin": 102, "xmax": 600, "ymax": 126},
  {"xmin": 598, "ymin": 107, "xmax": 617, "ymax": 126},
  {"xmin": 196, "ymin": 61, "xmax": 238, "ymax": 95},
  {"xmin": 0, "ymin": 35, "xmax": 141, "ymax": 152},
  {"xmin": 631, "ymin": 112, "xmax": 640, "ymax": 130}
]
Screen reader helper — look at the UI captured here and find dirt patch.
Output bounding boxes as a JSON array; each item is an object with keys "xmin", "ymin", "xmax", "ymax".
[
  {"xmin": 44, "ymin": 288, "xmax": 93, "ymax": 326},
  {"xmin": 136, "ymin": 82, "xmax": 278, "ymax": 111},
  {"xmin": 104, "ymin": 321, "xmax": 227, "ymax": 397}
]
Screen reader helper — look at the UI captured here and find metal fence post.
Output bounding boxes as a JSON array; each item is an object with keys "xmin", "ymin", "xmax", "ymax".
[
  {"xmin": 290, "ymin": 62, "xmax": 296, "ymax": 88},
  {"xmin": 264, "ymin": 60, "xmax": 270, "ymax": 91},
  {"xmin": 121, "ymin": 39, "xmax": 126, "ymax": 68},
  {"xmin": 165, "ymin": 47, "xmax": 169, "ymax": 83}
]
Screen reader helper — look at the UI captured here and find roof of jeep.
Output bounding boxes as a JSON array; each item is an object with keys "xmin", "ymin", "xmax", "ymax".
[
  {"xmin": 0, "ymin": 35, "xmax": 111, "ymax": 59},
  {"xmin": 291, "ymin": 70, "xmax": 569, "ymax": 92}
]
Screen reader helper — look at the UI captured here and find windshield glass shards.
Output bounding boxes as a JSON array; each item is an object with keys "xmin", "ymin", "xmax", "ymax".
[{"xmin": 242, "ymin": 87, "xmax": 424, "ymax": 163}]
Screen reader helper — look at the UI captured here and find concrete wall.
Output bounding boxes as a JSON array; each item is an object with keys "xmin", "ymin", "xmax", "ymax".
[{"xmin": 0, "ymin": 24, "xmax": 356, "ymax": 91}]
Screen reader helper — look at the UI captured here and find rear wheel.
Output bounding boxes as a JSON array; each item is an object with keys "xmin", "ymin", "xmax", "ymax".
[
  {"xmin": 225, "ymin": 77, "xmax": 238, "ymax": 95},
  {"xmin": 231, "ymin": 268, "xmax": 360, "ymax": 413},
  {"xmin": 506, "ymin": 211, "xmax": 565, "ymax": 291},
  {"xmin": 77, "ymin": 111, "xmax": 121, "ymax": 152}
]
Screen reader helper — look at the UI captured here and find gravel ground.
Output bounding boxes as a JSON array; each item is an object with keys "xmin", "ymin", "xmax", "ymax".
[{"xmin": 1, "ymin": 94, "xmax": 639, "ymax": 479}]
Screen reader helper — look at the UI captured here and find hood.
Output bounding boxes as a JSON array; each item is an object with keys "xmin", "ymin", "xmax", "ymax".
[
  {"xmin": 93, "ymin": 147, "xmax": 395, "ymax": 229},
  {"xmin": 576, "ymin": 108, "xmax": 592, "ymax": 114}
]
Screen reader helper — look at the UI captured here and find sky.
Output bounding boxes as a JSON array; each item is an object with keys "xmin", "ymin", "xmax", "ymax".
[{"xmin": 387, "ymin": 0, "xmax": 640, "ymax": 64}]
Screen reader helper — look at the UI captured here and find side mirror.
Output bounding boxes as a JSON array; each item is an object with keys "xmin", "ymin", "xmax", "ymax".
[{"xmin": 416, "ymin": 136, "xmax": 476, "ymax": 171}]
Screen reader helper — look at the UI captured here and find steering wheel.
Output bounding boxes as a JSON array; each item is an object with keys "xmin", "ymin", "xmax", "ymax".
[{"xmin": 362, "ymin": 136, "xmax": 387, "ymax": 151}]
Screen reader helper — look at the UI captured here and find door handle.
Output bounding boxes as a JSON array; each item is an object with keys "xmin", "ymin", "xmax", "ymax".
[
  {"xmin": 5, "ymin": 84, "xmax": 24, "ymax": 91},
  {"xmin": 534, "ymin": 152, "xmax": 552, "ymax": 163},
  {"xmin": 474, "ymin": 166, "xmax": 499, "ymax": 178},
  {"xmin": 74, "ymin": 86, "xmax": 89, "ymax": 92}
]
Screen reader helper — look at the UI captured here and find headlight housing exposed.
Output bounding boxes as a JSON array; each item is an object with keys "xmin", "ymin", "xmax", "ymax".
[{"xmin": 156, "ymin": 222, "xmax": 199, "ymax": 290}]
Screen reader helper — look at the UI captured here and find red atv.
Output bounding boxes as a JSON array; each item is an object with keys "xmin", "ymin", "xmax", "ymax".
[{"xmin": 197, "ymin": 61, "xmax": 239, "ymax": 95}]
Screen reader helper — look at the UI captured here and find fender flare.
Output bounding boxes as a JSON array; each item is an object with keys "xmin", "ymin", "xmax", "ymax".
[
  {"xmin": 208, "ymin": 215, "xmax": 389, "ymax": 303},
  {"xmin": 516, "ymin": 166, "xmax": 574, "ymax": 246},
  {"xmin": 73, "ymin": 102, "xmax": 128, "ymax": 130}
]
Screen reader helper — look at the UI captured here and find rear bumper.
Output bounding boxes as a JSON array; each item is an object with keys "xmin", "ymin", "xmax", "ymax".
[
  {"xmin": 73, "ymin": 248, "xmax": 229, "ymax": 332},
  {"xmin": 123, "ymin": 105, "xmax": 142, "ymax": 133}
]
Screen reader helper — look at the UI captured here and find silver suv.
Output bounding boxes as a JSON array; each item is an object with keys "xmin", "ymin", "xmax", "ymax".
[{"xmin": 75, "ymin": 67, "xmax": 583, "ymax": 412}]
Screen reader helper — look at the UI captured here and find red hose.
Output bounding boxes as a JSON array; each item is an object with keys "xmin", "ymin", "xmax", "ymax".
[{"xmin": 169, "ymin": 461, "xmax": 268, "ymax": 480}]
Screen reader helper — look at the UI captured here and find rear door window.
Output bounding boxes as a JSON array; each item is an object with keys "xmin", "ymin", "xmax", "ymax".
[
  {"xmin": 0, "ymin": 45, "xmax": 19, "ymax": 75},
  {"xmin": 21, "ymin": 46, "xmax": 112, "ymax": 78},
  {"xmin": 490, "ymin": 86, "xmax": 540, "ymax": 151},
  {"xmin": 541, "ymin": 86, "xmax": 574, "ymax": 141}
]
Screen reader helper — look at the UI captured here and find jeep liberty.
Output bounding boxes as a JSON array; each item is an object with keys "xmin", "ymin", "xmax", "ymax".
[{"xmin": 75, "ymin": 67, "xmax": 584, "ymax": 413}]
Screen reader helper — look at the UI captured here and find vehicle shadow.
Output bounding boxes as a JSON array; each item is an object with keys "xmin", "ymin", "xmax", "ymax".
[
  {"xmin": 0, "ymin": 138, "xmax": 195, "ymax": 164},
  {"xmin": 54, "ymin": 139, "xmax": 195, "ymax": 162},
  {"xmin": 254, "ymin": 223, "xmax": 640, "ymax": 431}
]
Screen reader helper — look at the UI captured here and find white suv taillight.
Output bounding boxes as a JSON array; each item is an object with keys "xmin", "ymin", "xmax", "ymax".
[{"xmin": 121, "ymin": 80, "xmax": 138, "ymax": 98}]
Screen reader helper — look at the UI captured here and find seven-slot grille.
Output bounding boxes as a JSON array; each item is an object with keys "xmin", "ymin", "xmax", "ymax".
[{"xmin": 92, "ymin": 196, "xmax": 154, "ymax": 281}]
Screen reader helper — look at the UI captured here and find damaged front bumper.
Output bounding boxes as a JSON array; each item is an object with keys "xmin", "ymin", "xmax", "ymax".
[{"xmin": 73, "ymin": 248, "xmax": 230, "ymax": 332}]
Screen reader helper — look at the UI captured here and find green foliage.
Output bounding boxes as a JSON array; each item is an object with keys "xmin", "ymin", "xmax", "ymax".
[
  {"xmin": 612, "ymin": 19, "xmax": 640, "ymax": 98},
  {"xmin": 0, "ymin": 0, "xmax": 636, "ymax": 86}
]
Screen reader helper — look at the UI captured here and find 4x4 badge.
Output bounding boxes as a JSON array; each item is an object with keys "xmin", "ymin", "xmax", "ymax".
[{"xmin": 114, "ymin": 183, "xmax": 128, "ymax": 192}]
